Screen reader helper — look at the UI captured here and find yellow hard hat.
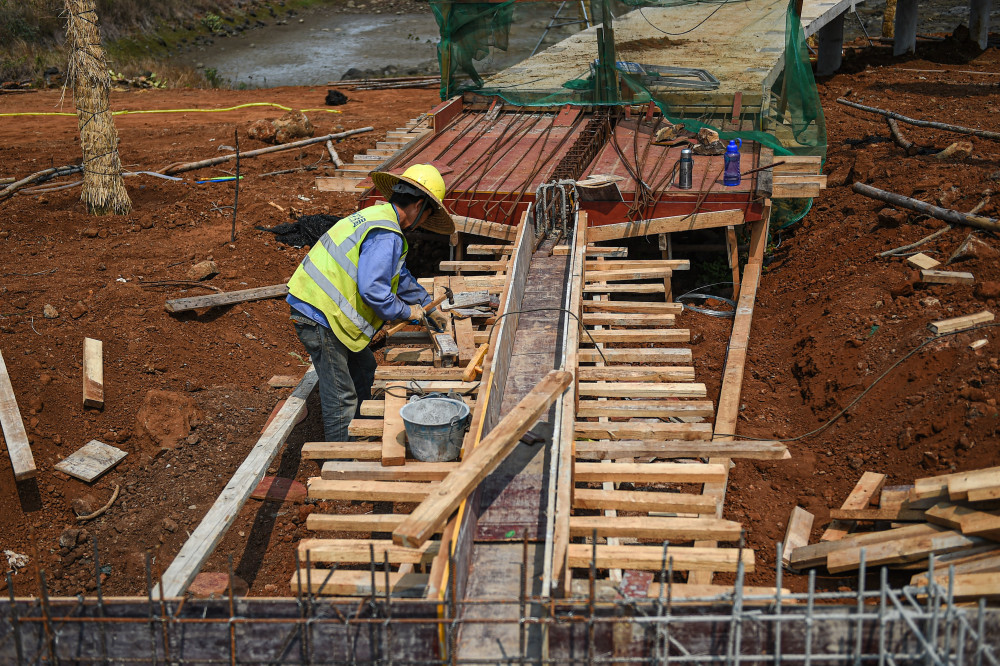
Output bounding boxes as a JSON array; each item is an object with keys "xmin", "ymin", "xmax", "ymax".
[{"xmin": 370, "ymin": 164, "xmax": 454, "ymax": 235}]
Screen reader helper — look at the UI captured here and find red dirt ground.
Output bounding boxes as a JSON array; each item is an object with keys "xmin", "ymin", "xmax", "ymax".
[{"xmin": 1, "ymin": 39, "xmax": 998, "ymax": 599}]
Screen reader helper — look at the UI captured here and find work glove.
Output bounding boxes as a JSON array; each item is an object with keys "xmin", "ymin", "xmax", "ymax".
[
  {"xmin": 407, "ymin": 303, "xmax": 425, "ymax": 323},
  {"xmin": 427, "ymin": 308, "xmax": 449, "ymax": 331}
]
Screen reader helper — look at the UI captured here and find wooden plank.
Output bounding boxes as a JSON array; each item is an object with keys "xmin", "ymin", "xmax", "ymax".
[
  {"xmin": 925, "ymin": 503, "xmax": 1000, "ymax": 539},
  {"xmin": 466, "ymin": 244, "xmax": 514, "ymax": 255},
  {"xmin": 451, "ymin": 215, "xmax": 520, "ymax": 242},
  {"xmin": 841, "ymin": 472, "xmax": 887, "ymax": 510},
  {"xmin": 583, "ymin": 329, "xmax": 690, "ymax": 344},
  {"xmin": 268, "ymin": 374, "xmax": 302, "ymax": 388},
  {"xmin": 348, "ymin": 419, "xmax": 383, "ymax": 438},
  {"xmin": 576, "ymin": 399, "xmax": 715, "ymax": 419},
  {"xmin": 947, "ymin": 466, "xmax": 1000, "ymax": 501},
  {"xmin": 574, "ymin": 440, "xmax": 788, "ymax": 461},
  {"xmin": 384, "ymin": 348, "xmax": 433, "ymax": 364},
  {"xmin": 54, "ymin": 440, "xmax": 126, "ymax": 482},
  {"xmin": 314, "ymin": 177, "xmax": 365, "ymax": 192},
  {"xmin": 826, "ymin": 530, "xmax": 984, "ymax": 573},
  {"xmin": 164, "ymin": 283, "xmax": 289, "ymax": 313},
  {"xmin": 910, "ymin": 552, "xmax": 1000, "ymax": 586},
  {"xmin": 582, "ymin": 312, "xmax": 676, "ymax": 327},
  {"xmin": 566, "ymin": 544, "xmax": 753, "ymax": 573},
  {"xmin": 305, "ymin": 513, "xmax": 406, "ymax": 533},
  {"xmin": 372, "ymin": 380, "xmax": 480, "ymax": 393},
  {"xmin": 583, "ymin": 283, "xmax": 666, "ymax": 294},
  {"xmin": 291, "ymin": 569, "xmax": 428, "ymax": 597},
  {"xmin": 374, "ymin": 367, "xmax": 464, "ymax": 381},
  {"xmin": 0, "ymin": 348, "xmax": 35, "ymax": 481},
  {"xmin": 575, "ymin": 421, "xmax": 713, "ymax": 440},
  {"xmin": 577, "ymin": 366, "xmax": 694, "ymax": 382},
  {"xmin": 789, "ymin": 523, "xmax": 945, "ymax": 570},
  {"xmin": 307, "ymin": 479, "xmax": 434, "ymax": 503},
  {"xmin": 301, "ymin": 441, "xmax": 381, "ymax": 460},
  {"xmin": 773, "ymin": 174, "xmax": 827, "ymax": 187},
  {"xmin": 450, "ymin": 277, "xmax": 477, "ymax": 366},
  {"xmin": 770, "ymin": 181, "xmax": 821, "ymax": 198},
  {"xmin": 578, "ymin": 382, "xmax": 706, "ymax": 398},
  {"xmin": 381, "ymin": 383, "xmax": 407, "ymax": 466},
  {"xmin": 574, "ymin": 462, "xmax": 726, "ymax": 484},
  {"xmin": 298, "ymin": 538, "xmax": 439, "ymax": 564},
  {"xmin": 584, "ymin": 259, "xmax": 690, "ymax": 271},
  {"xmin": 919, "ymin": 269, "xmax": 976, "ymax": 285},
  {"xmin": 582, "ymin": 301, "xmax": 683, "ymax": 315},
  {"xmin": 830, "ymin": 507, "xmax": 927, "ymax": 521},
  {"xmin": 585, "ymin": 268, "xmax": 673, "ymax": 282},
  {"xmin": 934, "ymin": 573, "xmax": 1000, "ymax": 600},
  {"xmin": 321, "ymin": 461, "xmax": 458, "ymax": 481},
  {"xmin": 578, "ymin": 348, "xmax": 692, "ymax": 364},
  {"xmin": 393, "ymin": 370, "xmax": 572, "ymax": 548},
  {"xmin": 970, "ymin": 487, "xmax": 1000, "ymax": 502},
  {"xmin": 587, "ymin": 209, "xmax": 745, "ymax": 243},
  {"xmin": 438, "ymin": 260, "xmax": 508, "ymax": 272},
  {"xmin": 568, "ymin": 516, "xmax": 742, "ymax": 541},
  {"xmin": 928, "ymin": 310, "xmax": 994, "ymax": 335},
  {"xmin": 573, "ymin": 488, "xmax": 717, "ymax": 514},
  {"xmin": 912, "ymin": 469, "xmax": 969, "ymax": 502},
  {"xmin": 82, "ymin": 337, "xmax": 104, "ymax": 409},
  {"xmin": 159, "ymin": 366, "xmax": 317, "ymax": 597},
  {"xmin": 782, "ymin": 507, "xmax": 815, "ymax": 567},
  {"xmin": 907, "ymin": 253, "xmax": 940, "ymax": 270}
]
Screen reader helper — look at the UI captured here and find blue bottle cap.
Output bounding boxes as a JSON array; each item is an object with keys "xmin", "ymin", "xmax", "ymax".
[{"xmin": 727, "ymin": 140, "xmax": 740, "ymax": 151}]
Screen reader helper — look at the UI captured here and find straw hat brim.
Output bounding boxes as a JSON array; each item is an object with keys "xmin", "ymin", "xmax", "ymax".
[{"xmin": 370, "ymin": 171, "xmax": 455, "ymax": 235}]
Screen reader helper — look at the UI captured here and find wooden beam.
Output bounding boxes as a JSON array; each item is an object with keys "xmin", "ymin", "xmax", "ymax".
[
  {"xmin": 451, "ymin": 215, "xmax": 520, "ymax": 241},
  {"xmin": 925, "ymin": 503, "xmax": 1000, "ymax": 539},
  {"xmin": 578, "ymin": 348, "xmax": 692, "ymax": 364},
  {"xmin": 582, "ymin": 312, "xmax": 676, "ymax": 327},
  {"xmin": 575, "ymin": 421, "xmax": 713, "ymax": 440},
  {"xmin": 584, "ymin": 259, "xmax": 690, "ymax": 271},
  {"xmin": 585, "ymin": 268, "xmax": 673, "ymax": 282},
  {"xmin": 577, "ymin": 382, "xmax": 706, "ymax": 398},
  {"xmin": 307, "ymin": 479, "xmax": 435, "ymax": 503},
  {"xmin": 582, "ymin": 301, "xmax": 683, "ymax": 315},
  {"xmin": 374, "ymin": 367, "xmax": 465, "ymax": 381},
  {"xmin": 948, "ymin": 466, "xmax": 1000, "ymax": 502},
  {"xmin": 298, "ymin": 538, "xmax": 439, "ymax": 564},
  {"xmin": 782, "ymin": 507, "xmax": 815, "ymax": 567},
  {"xmin": 583, "ymin": 283, "xmax": 666, "ymax": 294},
  {"xmin": 789, "ymin": 523, "xmax": 945, "ymax": 570},
  {"xmin": 576, "ymin": 399, "xmax": 714, "ymax": 419},
  {"xmin": 82, "ymin": 337, "xmax": 104, "ymax": 409},
  {"xmin": 566, "ymin": 544, "xmax": 753, "ymax": 573},
  {"xmin": 573, "ymin": 488, "xmax": 717, "ymax": 514},
  {"xmin": 577, "ymin": 366, "xmax": 694, "ymax": 382},
  {"xmin": 568, "ymin": 516, "xmax": 742, "ymax": 541},
  {"xmin": 438, "ymin": 260, "xmax": 508, "ymax": 273},
  {"xmin": 574, "ymin": 462, "xmax": 726, "ymax": 484},
  {"xmin": 920, "ymin": 269, "xmax": 975, "ymax": 286},
  {"xmin": 381, "ymin": 384, "xmax": 407, "ymax": 467},
  {"xmin": 291, "ymin": 569, "xmax": 428, "ymax": 597},
  {"xmin": 305, "ymin": 513, "xmax": 407, "ymax": 533},
  {"xmin": 573, "ymin": 439, "xmax": 788, "ymax": 461},
  {"xmin": 0, "ymin": 348, "xmax": 35, "ymax": 481},
  {"xmin": 301, "ymin": 441, "xmax": 381, "ymax": 460},
  {"xmin": 827, "ymin": 530, "xmax": 984, "ymax": 573},
  {"xmin": 159, "ymin": 366, "xmax": 317, "ymax": 597},
  {"xmin": 583, "ymin": 329, "xmax": 690, "ymax": 344},
  {"xmin": 588, "ymin": 209, "xmax": 745, "ymax": 242},
  {"xmin": 321, "ymin": 461, "xmax": 458, "ymax": 481},
  {"xmin": 393, "ymin": 369, "xmax": 572, "ymax": 548},
  {"xmin": 164, "ymin": 283, "xmax": 289, "ymax": 313}
]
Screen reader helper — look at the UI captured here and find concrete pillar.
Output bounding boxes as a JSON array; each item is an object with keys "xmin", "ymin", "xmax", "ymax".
[
  {"xmin": 816, "ymin": 11, "xmax": 846, "ymax": 76},
  {"xmin": 893, "ymin": 0, "xmax": 918, "ymax": 56},
  {"xmin": 970, "ymin": 0, "xmax": 990, "ymax": 50}
]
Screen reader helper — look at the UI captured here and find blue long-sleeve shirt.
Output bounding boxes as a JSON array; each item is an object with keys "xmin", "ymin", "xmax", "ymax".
[{"xmin": 287, "ymin": 227, "xmax": 431, "ymax": 328}]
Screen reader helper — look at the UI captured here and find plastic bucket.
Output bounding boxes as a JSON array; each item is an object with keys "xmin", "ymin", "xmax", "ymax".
[{"xmin": 399, "ymin": 393, "xmax": 470, "ymax": 462}]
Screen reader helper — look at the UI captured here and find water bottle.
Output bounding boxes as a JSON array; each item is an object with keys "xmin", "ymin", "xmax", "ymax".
[
  {"xmin": 677, "ymin": 148, "xmax": 693, "ymax": 189},
  {"xmin": 723, "ymin": 139, "xmax": 742, "ymax": 187}
]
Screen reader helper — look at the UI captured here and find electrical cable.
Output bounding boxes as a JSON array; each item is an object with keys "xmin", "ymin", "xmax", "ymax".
[
  {"xmin": 637, "ymin": 0, "xmax": 742, "ymax": 37},
  {"xmin": 0, "ymin": 102, "xmax": 342, "ymax": 119},
  {"xmin": 715, "ymin": 322, "xmax": 1000, "ymax": 443}
]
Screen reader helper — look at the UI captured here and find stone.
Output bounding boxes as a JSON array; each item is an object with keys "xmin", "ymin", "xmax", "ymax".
[
  {"xmin": 949, "ymin": 234, "xmax": 998, "ymax": 264},
  {"xmin": 69, "ymin": 301, "xmax": 88, "ymax": 319},
  {"xmin": 877, "ymin": 208, "xmax": 906, "ymax": 228},
  {"xmin": 82, "ymin": 227, "xmax": 99, "ymax": 238},
  {"xmin": 59, "ymin": 527, "xmax": 82, "ymax": 549},
  {"xmin": 247, "ymin": 118, "xmax": 277, "ymax": 143},
  {"xmin": 889, "ymin": 280, "xmax": 914, "ymax": 298},
  {"xmin": 136, "ymin": 390, "xmax": 203, "ymax": 449},
  {"xmin": 273, "ymin": 110, "xmax": 314, "ymax": 144},
  {"xmin": 826, "ymin": 163, "xmax": 852, "ymax": 187},
  {"xmin": 250, "ymin": 476, "xmax": 307, "ymax": 502},
  {"xmin": 70, "ymin": 494, "xmax": 100, "ymax": 516},
  {"xmin": 187, "ymin": 572, "xmax": 249, "ymax": 599},
  {"xmin": 975, "ymin": 281, "xmax": 1000, "ymax": 300},
  {"xmin": 162, "ymin": 517, "xmax": 178, "ymax": 533},
  {"xmin": 43, "ymin": 304, "xmax": 59, "ymax": 318},
  {"xmin": 897, "ymin": 426, "xmax": 915, "ymax": 450},
  {"xmin": 325, "ymin": 89, "xmax": 348, "ymax": 106},
  {"xmin": 697, "ymin": 127, "xmax": 719, "ymax": 145},
  {"xmin": 186, "ymin": 260, "xmax": 218, "ymax": 281}
]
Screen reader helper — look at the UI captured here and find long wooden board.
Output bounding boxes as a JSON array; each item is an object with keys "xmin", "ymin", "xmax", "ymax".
[
  {"xmin": 321, "ymin": 461, "xmax": 458, "ymax": 481},
  {"xmin": 577, "ymin": 366, "xmax": 694, "ymax": 382},
  {"xmin": 307, "ymin": 479, "xmax": 434, "ymax": 503},
  {"xmin": 573, "ymin": 440, "xmax": 788, "ymax": 460},
  {"xmin": 573, "ymin": 488, "xmax": 717, "ymax": 514},
  {"xmin": 0, "ymin": 348, "xmax": 35, "ymax": 481},
  {"xmin": 159, "ymin": 366, "xmax": 317, "ymax": 597},
  {"xmin": 574, "ymin": 462, "xmax": 727, "ymax": 484},
  {"xmin": 569, "ymin": 516, "xmax": 742, "ymax": 541},
  {"xmin": 577, "ymin": 382, "xmax": 706, "ymax": 398},
  {"xmin": 575, "ymin": 421, "xmax": 713, "ymax": 440},
  {"xmin": 82, "ymin": 337, "xmax": 104, "ymax": 409},
  {"xmin": 164, "ymin": 283, "xmax": 289, "ymax": 313},
  {"xmin": 291, "ymin": 569, "xmax": 428, "ymax": 597},
  {"xmin": 566, "ymin": 544, "xmax": 753, "ymax": 573},
  {"xmin": 298, "ymin": 538, "xmax": 439, "ymax": 564},
  {"xmin": 302, "ymin": 441, "xmax": 381, "ymax": 460},
  {"xmin": 588, "ymin": 209, "xmax": 745, "ymax": 242},
  {"xmin": 576, "ymin": 400, "xmax": 715, "ymax": 419},
  {"xmin": 381, "ymin": 384, "xmax": 407, "ymax": 466},
  {"xmin": 578, "ymin": 348, "xmax": 692, "ymax": 364}
]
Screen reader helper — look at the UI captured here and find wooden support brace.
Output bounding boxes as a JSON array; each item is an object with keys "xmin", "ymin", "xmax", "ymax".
[
  {"xmin": 82, "ymin": 337, "xmax": 104, "ymax": 409},
  {"xmin": 0, "ymin": 348, "xmax": 36, "ymax": 480}
]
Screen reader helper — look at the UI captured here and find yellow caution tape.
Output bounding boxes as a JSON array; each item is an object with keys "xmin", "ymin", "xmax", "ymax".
[{"xmin": 0, "ymin": 101, "xmax": 341, "ymax": 118}]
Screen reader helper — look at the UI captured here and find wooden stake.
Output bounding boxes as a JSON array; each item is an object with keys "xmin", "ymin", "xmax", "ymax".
[
  {"xmin": 82, "ymin": 337, "xmax": 104, "ymax": 409},
  {"xmin": 0, "ymin": 349, "xmax": 35, "ymax": 480}
]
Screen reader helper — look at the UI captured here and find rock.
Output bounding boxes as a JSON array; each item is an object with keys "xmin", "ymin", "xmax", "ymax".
[
  {"xmin": 251, "ymin": 476, "xmax": 308, "ymax": 503},
  {"xmin": 59, "ymin": 527, "xmax": 82, "ymax": 549},
  {"xmin": 43, "ymin": 304, "xmax": 59, "ymax": 319},
  {"xmin": 325, "ymin": 89, "xmax": 348, "ymax": 106},
  {"xmin": 975, "ymin": 281, "xmax": 1000, "ymax": 300},
  {"xmin": 697, "ymin": 127, "xmax": 719, "ymax": 145},
  {"xmin": 957, "ymin": 433, "xmax": 974, "ymax": 451},
  {"xmin": 263, "ymin": 583, "xmax": 278, "ymax": 593},
  {"xmin": 877, "ymin": 208, "xmax": 906, "ymax": 228},
  {"xmin": 136, "ymin": 389, "xmax": 203, "ymax": 449},
  {"xmin": 935, "ymin": 141, "xmax": 974, "ymax": 161},
  {"xmin": 826, "ymin": 163, "xmax": 852, "ymax": 187},
  {"xmin": 850, "ymin": 152, "xmax": 874, "ymax": 183},
  {"xmin": 247, "ymin": 118, "xmax": 277, "ymax": 143},
  {"xmin": 273, "ymin": 110, "xmax": 314, "ymax": 144},
  {"xmin": 162, "ymin": 517, "xmax": 178, "ymax": 533},
  {"xmin": 692, "ymin": 140, "xmax": 725, "ymax": 156},
  {"xmin": 82, "ymin": 227, "xmax": 99, "ymax": 238},
  {"xmin": 70, "ymin": 494, "xmax": 100, "ymax": 516},
  {"xmin": 920, "ymin": 297, "xmax": 941, "ymax": 307},
  {"xmin": 139, "ymin": 219, "xmax": 154, "ymax": 230},
  {"xmin": 186, "ymin": 260, "xmax": 218, "ymax": 281},
  {"xmin": 897, "ymin": 426, "xmax": 915, "ymax": 450},
  {"xmin": 949, "ymin": 234, "xmax": 998, "ymax": 264},
  {"xmin": 889, "ymin": 280, "xmax": 914, "ymax": 298},
  {"xmin": 187, "ymin": 572, "xmax": 249, "ymax": 599},
  {"xmin": 847, "ymin": 454, "xmax": 864, "ymax": 470},
  {"xmin": 69, "ymin": 301, "xmax": 88, "ymax": 319},
  {"xmin": 960, "ymin": 386, "xmax": 990, "ymax": 402}
]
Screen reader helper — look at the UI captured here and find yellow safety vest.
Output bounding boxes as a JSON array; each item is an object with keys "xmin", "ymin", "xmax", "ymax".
[{"xmin": 287, "ymin": 203, "xmax": 408, "ymax": 351}]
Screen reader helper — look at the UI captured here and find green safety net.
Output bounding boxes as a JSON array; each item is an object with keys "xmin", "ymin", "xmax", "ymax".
[{"xmin": 429, "ymin": 0, "xmax": 826, "ymax": 227}]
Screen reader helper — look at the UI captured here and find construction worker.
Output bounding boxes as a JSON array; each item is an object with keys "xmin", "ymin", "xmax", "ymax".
[{"xmin": 286, "ymin": 164, "xmax": 454, "ymax": 441}]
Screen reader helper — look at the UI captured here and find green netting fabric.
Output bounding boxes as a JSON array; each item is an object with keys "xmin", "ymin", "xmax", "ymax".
[{"xmin": 430, "ymin": 0, "xmax": 826, "ymax": 227}]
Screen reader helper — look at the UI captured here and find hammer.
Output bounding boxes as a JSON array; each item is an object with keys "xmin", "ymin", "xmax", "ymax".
[{"xmin": 383, "ymin": 286, "xmax": 455, "ymax": 337}]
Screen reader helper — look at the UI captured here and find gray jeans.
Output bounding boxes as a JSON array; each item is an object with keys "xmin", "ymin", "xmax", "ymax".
[{"xmin": 293, "ymin": 315, "xmax": 376, "ymax": 442}]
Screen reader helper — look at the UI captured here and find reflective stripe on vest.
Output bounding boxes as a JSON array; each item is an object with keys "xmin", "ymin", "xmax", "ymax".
[{"xmin": 286, "ymin": 203, "xmax": 408, "ymax": 351}]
